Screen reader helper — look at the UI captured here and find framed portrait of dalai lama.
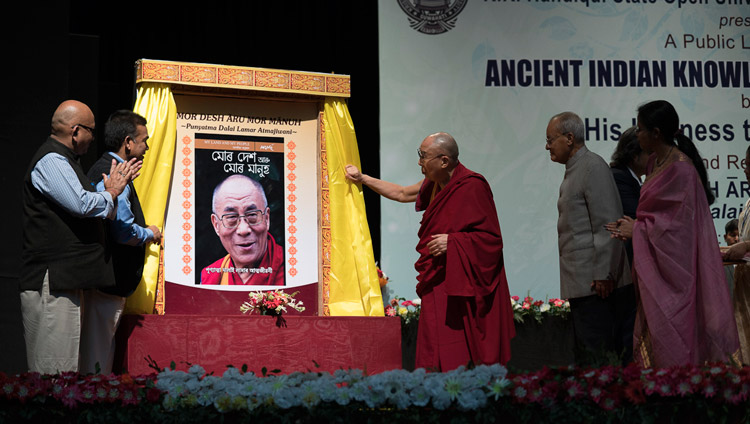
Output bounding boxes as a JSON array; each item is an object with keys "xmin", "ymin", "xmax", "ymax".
[
  {"xmin": 163, "ymin": 94, "xmax": 319, "ymax": 291},
  {"xmin": 135, "ymin": 59, "xmax": 352, "ymax": 315}
]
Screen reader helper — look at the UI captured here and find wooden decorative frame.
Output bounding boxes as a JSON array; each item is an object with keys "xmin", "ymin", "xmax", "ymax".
[{"xmin": 136, "ymin": 59, "xmax": 350, "ymax": 98}]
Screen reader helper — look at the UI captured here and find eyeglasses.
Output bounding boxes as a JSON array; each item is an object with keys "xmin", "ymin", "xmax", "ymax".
[
  {"xmin": 217, "ymin": 210, "xmax": 265, "ymax": 229},
  {"xmin": 72, "ymin": 124, "xmax": 95, "ymax": 137},
  {"xmin": 545, "ymin": 133, "xmax": 569, "ymax": 146},
  {"xmin": 417, "ymin": 149, "xmax": 446, "ymax": 162}
]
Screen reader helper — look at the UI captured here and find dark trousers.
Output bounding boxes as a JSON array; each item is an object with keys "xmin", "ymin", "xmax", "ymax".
[{"xmin": 569, "ymin": 284, "xmax": 636, "ymax": 366}]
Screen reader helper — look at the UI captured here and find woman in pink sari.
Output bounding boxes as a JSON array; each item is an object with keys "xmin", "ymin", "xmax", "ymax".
[{"xmin": 608, "ymin": 100, "xmax": 740, "ymax": 368}]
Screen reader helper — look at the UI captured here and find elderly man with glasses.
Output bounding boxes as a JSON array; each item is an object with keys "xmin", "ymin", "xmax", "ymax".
[
  {"xmin": 200, "ymin": 174, "xmax": 284, "ymax": 285},
  {"xmin": 546, "ymin": 111, "xmax": 633, "ymax": 365},
  {"xmin": 345, "ymin": 132, "xmax": 515, "ymax": 371}
]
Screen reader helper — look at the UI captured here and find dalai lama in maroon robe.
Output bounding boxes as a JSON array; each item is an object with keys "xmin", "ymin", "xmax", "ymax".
[{"xmin": 345, "ymin": 132, "xmax": 515, "ymax": 371}]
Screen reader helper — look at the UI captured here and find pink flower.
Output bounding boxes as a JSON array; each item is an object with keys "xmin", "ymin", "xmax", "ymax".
[
  {"xmin": 643, "ymin": 379, "xmax": 657, "ymax": 395},
  {"xmin": 728, "ymin": 373, "xmax": 741, "ymax": 385},
  {"xmin": 658, "ymin": 383, "xmax": 673, "ymax": 396},
  {"xmin": 146, "ymin": 387, "xmax": 162, "ymax": 403},
  {"xmin": 690, "ymin": 374, "xmax": 703, "ymax": 386},
  {"xmin": 676, "ymin": 381, "xmax": 692, "ymax": 396},
  {"xmin": 80, "ymin": 388, "xmax": 95, "ymax": 403},
  {"xmin": 564, "ymin": 380, "xmax": 583, "ymax": 399},
  {"xmin": 540, "ymin": 380, "xmax": 560, "ymax": 400},
  {"xmin": 2, "ymin": 384, "xmax": 14, "ymax": 398},
  {"xmin": 60, "ymin": 385, "xmax": 81, "ymax": 409},
  {"xmin": 385, "ymin": 306, "xmax": 396, "ymax": 317},
  {"xmin": 709, "ymin": 366, "xmax": 724, "ymax": 376},
  {"xmin": 16, "ymin": 385, "xmax": 29, "ymax": 400},
  {"xmin": 122, "ymin": 388, "xmax": 138, "ymax": 405},
  {"xmin": 703, "ymin": 383, "xmax": 717, "ymax": 397},
  {"xmin": 624, "ymin": 381, "xmax": 646, "ymax": 404},
  {"xmin": 597, "ymin": 373, "xmax": 613, "ymax": 385},
  {"xmin": 599, "ymin": 396, "xmax": 617, "ymax": 410},
  {"xmin": 511, "ymin": 296, "xmax": 520, "ymax": 301},
  {"xmin": 51, "ymin": 383, "xmax": 65, "ymax": 397},
  {"xmin": 96, "ymin": 387, "xmax": 108, "ymax": 399},
  {"xmin": 522, "ymin": 303, "xmax": 530, "ymax": 310}
]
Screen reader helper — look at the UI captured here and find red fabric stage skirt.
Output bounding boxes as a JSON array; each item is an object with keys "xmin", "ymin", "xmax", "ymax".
[{"xmin": 114, "ymin": 314, "xmax": 402, "ymax": 376}]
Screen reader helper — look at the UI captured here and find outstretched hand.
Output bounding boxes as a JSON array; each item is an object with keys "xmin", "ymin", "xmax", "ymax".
[
  {"xmin": 345, "ymin": 164, "xmax": 364, "ymax": 184},
  {"xmin": 148, "ymin": 225, "xmax": 163, "ymax": 245}
]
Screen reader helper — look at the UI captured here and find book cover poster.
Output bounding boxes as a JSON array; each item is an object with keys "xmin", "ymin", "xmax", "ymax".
[
  {"xmin": 194, "ymin": 134, "xmax": 284, "ymax": 286},
  {"xmin": 164, "ymin": 95, "xmax": 319, "ymax": 291}
]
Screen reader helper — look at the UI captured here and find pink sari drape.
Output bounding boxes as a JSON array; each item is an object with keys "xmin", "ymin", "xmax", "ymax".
[{"xmin": 632, "ymin": 153, "xmax": 739, "ymax": 368}]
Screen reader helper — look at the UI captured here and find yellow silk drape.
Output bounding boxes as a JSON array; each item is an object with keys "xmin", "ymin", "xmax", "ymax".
[
  {"xmin": 323, "ymin": 98, "xmax": 384, "ymax": 316},
  {"xmin": 124, "ymin": 83, "xmax": 177, "ymax": 314}
]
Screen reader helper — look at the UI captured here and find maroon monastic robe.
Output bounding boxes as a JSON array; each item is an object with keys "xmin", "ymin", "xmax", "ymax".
[{"xmin": 414, "ymin": 162, "xmax": 515, "ymax": 371}]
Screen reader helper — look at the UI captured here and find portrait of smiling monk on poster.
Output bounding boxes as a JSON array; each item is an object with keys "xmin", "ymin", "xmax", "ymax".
[{"xmin": 200, "ymin": 174, "xmax": 285, "ymax": 286}]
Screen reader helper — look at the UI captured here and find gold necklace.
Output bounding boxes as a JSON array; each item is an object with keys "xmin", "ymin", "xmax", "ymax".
[{"xmin": 655, "ymin": 146, "xmax": 674, "ymax": 167}]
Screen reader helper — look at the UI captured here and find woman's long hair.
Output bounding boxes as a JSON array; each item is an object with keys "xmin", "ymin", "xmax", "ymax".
[{"xmin": 637, "ymin": 100, "xmax": 715, "ymax": 205}]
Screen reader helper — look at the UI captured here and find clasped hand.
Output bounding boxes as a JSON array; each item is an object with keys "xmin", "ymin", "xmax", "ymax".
[
  {"xmin": 605, "ymin": 216, "xmax": 634, "ymax": 241},
  {"xmin": 427, "ymin": 234, "xmax": 448, "ymax": 257},
  {"xmin": 591, "ymin": 280, "xmax": 614, "ymax": 298},
  {"xmin": 723, "ymin": 241, "xmax": 749, "ymax": 261}
]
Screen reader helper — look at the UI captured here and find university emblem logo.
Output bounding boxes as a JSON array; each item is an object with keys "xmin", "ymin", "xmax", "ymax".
[{"xmin": 397, "ymin": 0, "xmax": 468, "ymax": 35}]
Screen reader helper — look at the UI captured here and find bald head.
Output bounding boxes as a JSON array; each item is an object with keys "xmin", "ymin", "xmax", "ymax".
[
  {"xmin": 418, "ymin": 132, "xmax": 460, "ymax": 186},
  {"xmin": 426, "ymin": 132, "xmax": 459, "ymax": 164},
  {"xmin": 50, "ymin": 100, "xmax": 96, "ymax": 155},
  {"xmin": 549, "ymin": 112, "xmax": 585, "ymax": 145},
  {"xmin": 212, "ymin": 174, "xmax": 268, "ymax": 214},
  {"xmin": 51, "ymin": 100, "xmax": 93, "ymax": 136}
]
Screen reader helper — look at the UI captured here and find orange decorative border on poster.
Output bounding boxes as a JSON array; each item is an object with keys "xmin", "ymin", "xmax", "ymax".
[
  {"xmin": 180, "ymin": 136, "xmax": 194, "ymax": 276},
  {"xmin": 286, "ymin": 140, "xmax": 298, "ymax": 278}
]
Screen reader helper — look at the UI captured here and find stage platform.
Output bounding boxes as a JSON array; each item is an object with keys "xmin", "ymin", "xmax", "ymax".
[{"xmin": 114, "ymin": 315, "xmax": 403, "ymax": 376}]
